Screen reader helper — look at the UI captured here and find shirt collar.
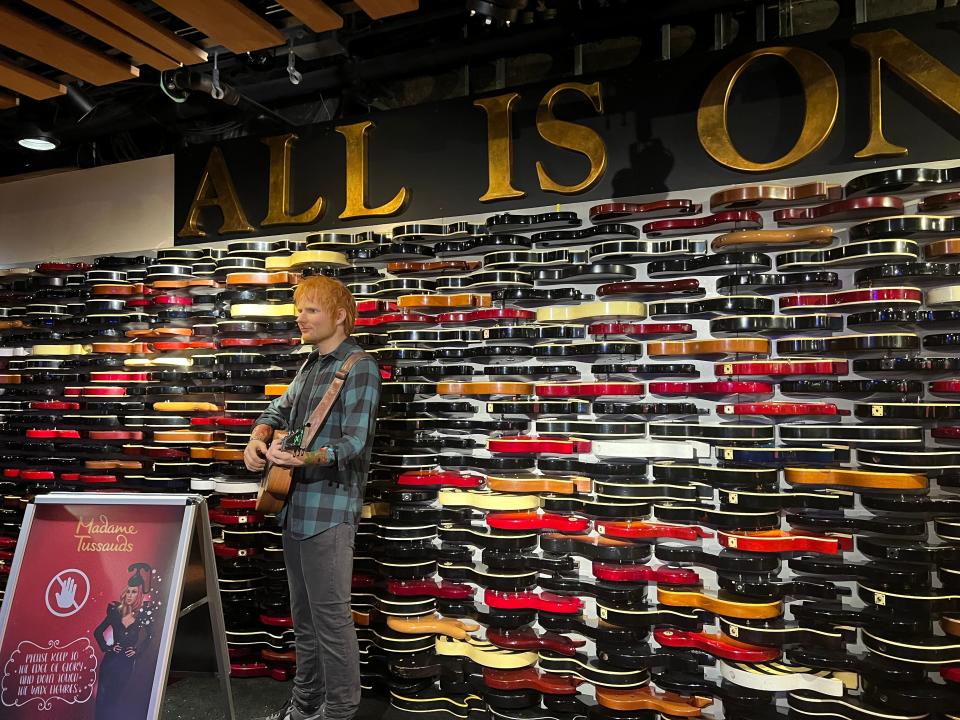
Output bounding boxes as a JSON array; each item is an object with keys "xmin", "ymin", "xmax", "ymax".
[
  {"xmin": 307, "ymin": 337, "xmax": 357, "ymax": 363},
  {"xmin": 329, "ymin": 337, "xmax": 357, "ymax": 360}
]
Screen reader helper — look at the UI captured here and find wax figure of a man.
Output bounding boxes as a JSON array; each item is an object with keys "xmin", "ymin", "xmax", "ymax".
[{"xmin": 244, "ymin": 275, "xmax": 381, "ymax": 720}]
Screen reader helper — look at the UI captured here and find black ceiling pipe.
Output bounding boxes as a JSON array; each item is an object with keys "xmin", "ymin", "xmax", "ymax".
[
  {"xmin": 171, "ymin": 70, "xmax": 244, "ymax": 106},
  {"xmin": 169, "ymin": 70, "xmax": 295, "ymax": 129},
  {"xmin": 244, "ymin": 0, "xmax": 763, "ymax": 104},
  {"xmin": 244, "ymin": 22, "xmax": 572, "ymax": 103}
]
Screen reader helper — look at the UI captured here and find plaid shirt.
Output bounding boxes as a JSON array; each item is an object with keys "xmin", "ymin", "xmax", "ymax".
[{"xmin": 254, "ymin": 337, "xmax": 381, "ymax": 539}]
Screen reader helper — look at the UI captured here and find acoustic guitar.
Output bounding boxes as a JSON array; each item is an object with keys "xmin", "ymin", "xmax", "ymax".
[
  {"xmin": 256, "ymin": 351, "xmax": 366, "ymax": 513},
  {"xmin": 257, "ymin": 429, "xmax": 297, "ymax": 514}
]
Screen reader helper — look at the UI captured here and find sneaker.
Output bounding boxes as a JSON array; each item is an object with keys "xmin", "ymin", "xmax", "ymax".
[{"xmin": 263, "ymin": 695, "xmax": 323, "ymax": 720}]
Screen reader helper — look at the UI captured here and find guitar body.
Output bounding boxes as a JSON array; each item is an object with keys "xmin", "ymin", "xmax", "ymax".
[{"xmin": 257, "ymin": 430, "xmax": 293, "ymax": 514}]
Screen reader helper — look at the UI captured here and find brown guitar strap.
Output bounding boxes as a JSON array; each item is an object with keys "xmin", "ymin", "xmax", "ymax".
[{"xmin": 298, "ymin": 351, "xmax": 367, "ymax": 451}]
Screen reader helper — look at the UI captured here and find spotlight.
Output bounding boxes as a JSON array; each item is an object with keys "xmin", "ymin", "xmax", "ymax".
[
  {"xmin": 65, "ymin": 84, "xmax": 96, "ymax": 123},
  {"xmin": 17, "ymin": 124, "xmax": 59, "ymax": 151},
  {"xmin": 467, "ymin": 0, "xmax": 528, "ymax": 25}
]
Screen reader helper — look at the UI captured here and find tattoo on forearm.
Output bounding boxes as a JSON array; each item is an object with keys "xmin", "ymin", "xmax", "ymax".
[
  {"xmin": 302, "ymin": 449, "xmax": 329, "ymax": 466},
  {"xmin": 251, "ymin": 424, "xmax": 274, "ymax": 443}
]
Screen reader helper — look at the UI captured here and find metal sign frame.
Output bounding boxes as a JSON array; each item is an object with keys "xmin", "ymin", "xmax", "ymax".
[{"xmin": 0, "ymin": 493, "xmax": 235, "ymax": 720}]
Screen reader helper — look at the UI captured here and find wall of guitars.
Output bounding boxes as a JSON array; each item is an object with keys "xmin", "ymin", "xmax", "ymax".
[{"xmin": 1, "ymin": 159, "xmax": 960, "ymax": 719}]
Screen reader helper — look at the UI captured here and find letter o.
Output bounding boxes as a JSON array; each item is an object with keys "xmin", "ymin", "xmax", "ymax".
[{"xmin": 697, "ymin": 47, "xmax": 839, "ymax": 172}]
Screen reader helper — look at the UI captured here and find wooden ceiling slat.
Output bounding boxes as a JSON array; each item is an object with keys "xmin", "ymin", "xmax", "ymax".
[
  {"xmin": 0, "ymin": 6, "xmax": 138, "ymax": 86},
  {"xmin": 150, "ymin": 0, "xmax": 285, "ymax": 54},
  {"xmin": 276, "ymin": 0, "xmax": 343, "ymax": 32},
  {"xmin": 81, "ymin": 0, "xmax": 207, "ymax": 66},
  {"xmin": 353, "ymin": 0, "xmax": 419, "ymax": 20},
  {"xmin": 24, "ymin": 0, "xmax": 181, "ymax": 72},
  {"xmin": 0, "ymin": 57, "xmax": 66, "ymax": 100},
  {"xmin": 0, "ymin": 92, "xmax": 19, "ymax": 110}
]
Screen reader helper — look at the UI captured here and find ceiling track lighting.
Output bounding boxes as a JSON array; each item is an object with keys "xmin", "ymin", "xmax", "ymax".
[{"xmin": 467, "ymin": 0, "xmax": 529, "ymax": 26}]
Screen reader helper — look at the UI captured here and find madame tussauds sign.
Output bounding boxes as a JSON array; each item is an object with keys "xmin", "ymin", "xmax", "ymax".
[{"xmin": 0, "ymin": 498, "xmax": 194, "ymax": 720}]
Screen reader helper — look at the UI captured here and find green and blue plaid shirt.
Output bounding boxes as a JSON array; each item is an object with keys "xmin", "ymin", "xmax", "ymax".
[{"xmin": 255, "ymin": 337, "xmax": 381, "ymax": 539}]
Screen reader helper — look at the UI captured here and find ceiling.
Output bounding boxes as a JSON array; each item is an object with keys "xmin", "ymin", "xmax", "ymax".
[{"xmin": 0, "ymin": 0, "xmax": 943, "ymax": 179}]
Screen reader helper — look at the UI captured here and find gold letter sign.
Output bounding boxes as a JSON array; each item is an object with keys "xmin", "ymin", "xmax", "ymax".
[
  {"xmin": 474, "ymin": 92, "xmax": 525, "ymax": 202},
  {"xmin": 336, "ymin": 120, "xmax": 410, "ymax": 220},
  {"xmin": 261, "ymin": 133, "xmax": 325, "ymax": 226},
  {"xmin": 698, "ymin": 47, "xmax": 839, "ymax": 172},
  {"xmin": 536, "ymin": 81, "xmax": 607, "ymax": 194},
  {"xmin": 177, "ymin": 145, "xmax": 254, "ymax": 238},
  {"xmin": 852, "ymin": 28, "xmax": 960, "ymax": 158}
]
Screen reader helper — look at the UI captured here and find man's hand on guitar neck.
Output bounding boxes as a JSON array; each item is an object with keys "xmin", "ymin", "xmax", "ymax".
[
  {"xmin": 265, "ymin": 440, "xmax": 332, "ymax": 468},
  {"xmin": 266, "ymin": 436, "xmax": 307, "ymax": 468}
]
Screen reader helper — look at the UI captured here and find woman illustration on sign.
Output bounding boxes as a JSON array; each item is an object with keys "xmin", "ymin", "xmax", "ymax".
[{"xmin": 93, "ymin": 563, "xmax": 156, "ymax": 720}]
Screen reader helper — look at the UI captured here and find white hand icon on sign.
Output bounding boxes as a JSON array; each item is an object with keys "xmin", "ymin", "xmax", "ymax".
[
  {"xmin": 55, "ymin": 576, "xmax": 79, "ymax": 611},
  {"xmin": 45, "ymin": 569, "xmax": 90, "ymax": 618}
]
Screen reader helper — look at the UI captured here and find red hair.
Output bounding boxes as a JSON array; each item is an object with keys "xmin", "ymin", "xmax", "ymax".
[{"xmin": 293, "ymin": 275, "xmax": 357, "ymax": 335}]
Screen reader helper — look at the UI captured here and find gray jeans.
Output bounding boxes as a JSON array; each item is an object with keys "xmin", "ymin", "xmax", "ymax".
[{"xmin": 282, "ymin": 523, "xmax": 359, "ymax": 720}]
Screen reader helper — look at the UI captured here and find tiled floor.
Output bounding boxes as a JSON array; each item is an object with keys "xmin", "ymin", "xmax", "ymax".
[{"xmin": 161, "ymin": 677, "xmax": 392, "ymax": 720}]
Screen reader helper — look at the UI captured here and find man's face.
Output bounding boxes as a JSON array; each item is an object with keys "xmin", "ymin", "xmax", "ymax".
[{"xmin": 296, "ymin": 299, "xmax": 341, "ymax": 345}]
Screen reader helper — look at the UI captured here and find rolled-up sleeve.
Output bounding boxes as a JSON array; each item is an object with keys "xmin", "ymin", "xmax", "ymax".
[{"xmin": 324, "ymin": 357, "xmax": 381, "ymax": 470}]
